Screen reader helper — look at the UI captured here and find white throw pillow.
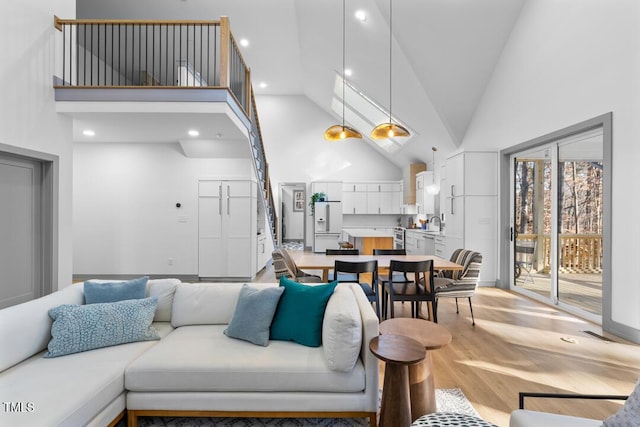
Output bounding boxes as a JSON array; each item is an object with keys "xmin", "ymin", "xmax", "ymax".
[
  {"xmin": 146, "ymin": 279, "xmax": 180, "ymax": 322},
  {"xmin": 602, "ymin": 379, "xmax": 640, "ymax": 426},
  {"xmin": 322, "ymin": 284, "xmax": 362, "ymax": 372}
]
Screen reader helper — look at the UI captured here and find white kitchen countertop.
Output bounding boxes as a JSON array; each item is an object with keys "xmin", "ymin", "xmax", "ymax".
[
  {"xmin": 404, "ymin": 228, "xmax": 446, "ymax": 237},
  {"xmin": 344, "ymin": 228, "xmax": 394, "ymax": 238}
]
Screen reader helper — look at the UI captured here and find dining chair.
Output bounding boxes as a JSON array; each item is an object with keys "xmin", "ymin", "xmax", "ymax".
[
  {"xmin": 372, "ymin": 248, "xmax": 413, "ymax": 284},
  {"xmin": 381, "ymin": 259, "xmax": 435, "ymax": 321},
  {"xmin": 433, "ymin": 249, "xmax": 482, "ymax": 325},
  {"xmin": 272, "ymin": 247, "xmax": 322, "ymax": 283},
  {"xmin": 334, "ymin": 259, "xmax": 379, "ymax": 318},
  {"xmin": 326, "ymin": 248, "xmax": 360, "ymax": 281}
]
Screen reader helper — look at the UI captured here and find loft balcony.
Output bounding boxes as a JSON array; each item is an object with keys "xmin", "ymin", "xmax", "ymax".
[
  {"xmin": 53, "ymin": 16, "xmax": 254, "ymax": 143},
  {"xmin": 53, "ymin": 16, "xmax": 277, "ymax": 242}
]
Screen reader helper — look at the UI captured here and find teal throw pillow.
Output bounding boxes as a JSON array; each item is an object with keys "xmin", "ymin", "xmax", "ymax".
[
  {"xmin": 224, "ymin": 284, "xmax": 285, "ymax": 346},
  {"xmin": 84, "ymin": 276, "xmax": 148, "ymax": 304},
  {"xmin": 270, "ymin": 276, "xmax": 338, "ymax": 347},
  {"xmin": 44, "ymin": 297, "xmax": 160, "ymax": 358}
]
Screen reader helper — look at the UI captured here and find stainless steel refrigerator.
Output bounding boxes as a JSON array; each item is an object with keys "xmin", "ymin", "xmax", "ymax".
[{"xmin": 313, "ymin": 201, "xmax": 343, "ymax": 253}]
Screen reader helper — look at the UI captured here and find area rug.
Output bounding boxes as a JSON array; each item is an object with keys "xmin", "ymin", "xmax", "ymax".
[{"xmin": 125, "ymin": 389, "xmax": 477, "ymax": 426}]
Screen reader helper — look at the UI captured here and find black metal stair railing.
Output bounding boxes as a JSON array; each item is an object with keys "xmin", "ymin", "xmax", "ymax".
[{"xmin": 250, "ymin": 89, "xmax": 278, "ymax": 246}]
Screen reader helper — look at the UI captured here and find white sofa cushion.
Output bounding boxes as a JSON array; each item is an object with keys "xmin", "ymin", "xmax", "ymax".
[
  {"xmin": 509, "ymin": 410, "xmax": 602, "ymax": 427},
  {"xmin": 322, "ymin": 283, "xmax": 362, "ymax": 372},
  {"xmin": 0, "ymin": 323, "xmax": 172, "ymax": 427},
  {"xmin": 171, "ymin": 282, "xmax": 277, "ymax": 327},
  {"xmin": 125, "ymin": 324, "xmax": 365, "ymax": 393},
  {"xmin": 0, "ymin": 284, "xmax": 84, "ymax": 372}
]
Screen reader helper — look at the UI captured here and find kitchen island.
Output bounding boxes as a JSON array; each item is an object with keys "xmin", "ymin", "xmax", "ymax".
[{"xmin": 343, "ymin": 229, "xmax": 394, "ymax": 255}]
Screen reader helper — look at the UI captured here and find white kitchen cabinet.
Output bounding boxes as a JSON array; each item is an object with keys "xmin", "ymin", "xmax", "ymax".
[
  {"xmin": 434, "ymin": 235, "xmax": 446, "ymax": 258},
  {"xmin": 404, "ymin": 231, "xmax": 420, "ymax": 255},
  {"xmin": 312, "ymin": 181, "xmax": 343, "ymax": 202},
  {"xmin": 403, "ymin": 163, "xmax": 426, "ymax": 205},
  {"xmin": 198, "ymin": 180, "xmax": 257, "ymax": 279},
  {"xmin": 343, "ymin": 181, "xmax": 402, "ymax": 215},
  {"xmin": 405, "ymin": 230, "xmax": 435, "ymax": 255},
  {"xmin": 256, "ymin": 234, "xmax": 268, "ymax": 272},
  {"xmin": 444, "ymin": 150, "xmax": 498, "ymax": 286},
  {"xmin": 416, "ymin": 172, "xmax": 435, "ymax": 215},
  {"xmin": 342, "ymin": 183, "xmax": 367, "ymax": 214}
]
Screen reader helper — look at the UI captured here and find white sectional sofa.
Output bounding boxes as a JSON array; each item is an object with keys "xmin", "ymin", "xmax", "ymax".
[{"xmin": 0, "ymin": 280, "xmax": 379, "ymax": 427}]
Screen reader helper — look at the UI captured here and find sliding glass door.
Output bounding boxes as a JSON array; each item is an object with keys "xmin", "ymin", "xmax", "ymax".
[{"xmin": 510, "ymin": 129, "xmax": 603, "ymax": 321}]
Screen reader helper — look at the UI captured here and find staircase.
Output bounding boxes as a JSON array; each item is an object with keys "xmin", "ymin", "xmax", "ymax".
[{"xmin": 249, "ymin": 90, "xmax": 279, "ymax": 246}]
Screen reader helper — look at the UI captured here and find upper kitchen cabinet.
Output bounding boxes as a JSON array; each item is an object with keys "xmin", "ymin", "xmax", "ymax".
[
  {"xmin": 446, "ymin": 151, "xmax": 498, "ymax": 197},
  {"xmin": 342, "ymin": 183, "xmax": 367, "ymax": 214},
  {"xmin": 342, "ymin": 181, "xmax": 402, "ymax": 215},
  {"xmin": 416, "ymin": 171, "xmax": 435, "ymax": 215},
  {"xmin": 311, "ymin": 181, "xmax": 343, "ymax": 201},
  {"xmin": 402, "ymin": 163, "xmax": 426, "ymax": 204}
]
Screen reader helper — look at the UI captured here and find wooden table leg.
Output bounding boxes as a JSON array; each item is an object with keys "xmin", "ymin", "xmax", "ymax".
[
  {"xmin": 379, "ymin": 363, "xmax": 412, "ymax": 427},
  {"xmin": 322, "ymin": 268, "xmax": 329, "ymax": 282},
  {"xmin": 408, "ymin": 352, "xmax": 436, "ymax": 420}
]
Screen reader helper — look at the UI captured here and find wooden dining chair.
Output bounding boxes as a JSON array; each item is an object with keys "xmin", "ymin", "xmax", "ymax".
[
  {"xmin": 372, "ymin": 248, "xmax": 413, "ymax": 285},
  {"xmin": 381, "ymin": 259, "xmax": 435, "ymax": 321},
  {"xmin": 326, "ymin": 249, "xmax": 360, "ymax": 281},
  {"xmin": 334, "ymin": 259, "xmax": 379, "ymax": 318}
]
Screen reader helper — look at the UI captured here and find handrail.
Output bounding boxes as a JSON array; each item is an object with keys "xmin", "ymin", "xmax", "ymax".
[
  {"xmin": 516, "ymin": 234, "xmax": 603, "ymax": 273},
  {"xmin": 54, "ymin": 16, "xmax": 221, "ymax": 30}
]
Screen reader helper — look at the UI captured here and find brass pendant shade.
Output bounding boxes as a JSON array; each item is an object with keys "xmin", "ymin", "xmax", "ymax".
[
  {"xmin": 371, "ymin": 0, "xmax": 410, "ymax": 140},
  {"xmin": 370, "ymin": 123, "xmax": 410, "ymax": 140},
  {"xmin": 324, "ymin": 124, "xmax": 363, "ymax": 141},
  {"xmin": 324, "ymin": 0, "xmax": 361, "ymax": 142}
]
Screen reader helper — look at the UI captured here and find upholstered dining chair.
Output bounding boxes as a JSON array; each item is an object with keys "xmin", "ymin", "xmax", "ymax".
[
  {"xmin": 433, "ymin": 249, "xmax": 483, "ymax": 325},
  {"xmin": 381, "ymin": 259, "xmax": 435, "ymax": 320},
  {"xmin": 272, "ymin": 247, "xmax": 322, "ymax": 283},
  {"xmin": 334, "ymin": 259, "xmax": 380, "ymax": 318}
]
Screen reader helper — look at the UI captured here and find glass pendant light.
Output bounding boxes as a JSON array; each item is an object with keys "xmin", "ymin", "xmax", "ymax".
[
  {"xmin": 426, "ymin": 146, "xmax": 441, "ymax": 195},
  {"xmin": 324, "ymin": 0, "xmax": 362, "ymax": 141},
  {"xmin": 370, "ymin": 0, "xmax": 410, "ymax": 140}
]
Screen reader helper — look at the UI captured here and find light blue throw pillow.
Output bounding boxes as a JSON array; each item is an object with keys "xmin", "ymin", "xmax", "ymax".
[
  {"xmin": 44, "ymin": 297, "xmax": 160, "ymax": 358},
  {"xmin": 270, "ymin": 276, "xmax": 338, "ymax": 347},
  {"xmin": 224, "ymin": 284, "xmax": 285, "ymax": 346},
  {"xmin": 84, "ymin": 276, "xmax": 148, "ymax": 304}
]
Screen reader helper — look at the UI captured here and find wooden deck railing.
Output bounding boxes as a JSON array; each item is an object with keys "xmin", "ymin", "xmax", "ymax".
[{"xmin": 517, "ymin": 234, "xmax": 603, "ymax": 273}]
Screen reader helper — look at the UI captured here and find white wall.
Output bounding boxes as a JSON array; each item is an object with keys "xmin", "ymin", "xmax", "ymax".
[
  {"xmin": 0, "ymin": 0, "xmax": 76, "ymax": 290},
  {"xmin": 73, "ymin": 142, "xmax": 253, "ymax": 275},
  {"xmin": 462, "ymin": 0, "xmax": 640, "ymax": 335}
]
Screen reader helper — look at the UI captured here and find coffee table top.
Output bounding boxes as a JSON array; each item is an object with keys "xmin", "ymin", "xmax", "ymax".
[
  {"xmin": 369, "ymin": 334, "xmax": 426, "ymax": 365},
  {"xmin": 379, "ymin": 318, "xmax": 452, "ymax": 350}
]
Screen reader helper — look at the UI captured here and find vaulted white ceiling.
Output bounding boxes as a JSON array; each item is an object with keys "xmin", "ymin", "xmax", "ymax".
[{"xmin": 76, "ymin": 0, "xmax": 526, "ymax": 166}]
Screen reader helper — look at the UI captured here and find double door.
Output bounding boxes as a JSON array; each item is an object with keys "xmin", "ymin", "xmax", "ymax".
[{"xmin": 198, "ymin": 180, "xmax": 256, "ymax": 278}]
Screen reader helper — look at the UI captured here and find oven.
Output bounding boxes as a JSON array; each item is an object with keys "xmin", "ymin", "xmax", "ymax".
[{"xmin": 393, "ymin": 227, "xmax": 405, "ymax": 250}]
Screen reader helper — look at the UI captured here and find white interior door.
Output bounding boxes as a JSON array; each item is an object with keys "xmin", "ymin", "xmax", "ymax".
[{"xmin": 0, "ymin": 155, "xmax": 42, "ymax": 308}]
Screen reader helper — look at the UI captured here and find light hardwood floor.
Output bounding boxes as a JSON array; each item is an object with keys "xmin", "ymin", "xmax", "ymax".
[{"xmin": 255, "ymin": 256, "xmax": 640, "ymax": 427}]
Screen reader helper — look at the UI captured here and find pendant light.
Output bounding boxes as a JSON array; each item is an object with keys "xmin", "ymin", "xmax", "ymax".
[
  {"xmin": 370, "ymin": 0, "xmax": 410, "ymax": 140},
  {"xmin": 426, "ymin": 146, "xmax": 440, "ymax": 195},
  {"xmin": 324, "ymin": 0, "xmax": 362, "ymax": 141}
]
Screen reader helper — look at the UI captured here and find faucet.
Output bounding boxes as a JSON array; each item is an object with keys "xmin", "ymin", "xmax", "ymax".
[{"xmin": 428, "ymin": 215, "xmax": 441, "ymax": 231}]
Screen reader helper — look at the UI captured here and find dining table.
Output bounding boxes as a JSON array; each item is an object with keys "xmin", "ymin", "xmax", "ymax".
[{"xmin": 290, "ymin": 252, "xmax": 463, "ymax": 282}]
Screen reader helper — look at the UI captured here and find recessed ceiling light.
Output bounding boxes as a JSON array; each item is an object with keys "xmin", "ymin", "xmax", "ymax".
[
  {"xmin": 258, "ymin": 82, "xmax": 268, "ymax": 89},
  {"xmin": 188, "ymin": 130, "xmax": 199, "ymax": 137},
  {"xmin": 82, "ymin": 130, "xmax": 95, "ymax": 137},
  {"xmin": 344, "ymin": 68, "xmax": 353, "ymax": 77},
  {"xmin": 239, "ymin": 38, "xmax": 249, "ymax": 47},
  {"xmin": 355, "ymin": 10, "xmax": 367, "ymax": 21}
]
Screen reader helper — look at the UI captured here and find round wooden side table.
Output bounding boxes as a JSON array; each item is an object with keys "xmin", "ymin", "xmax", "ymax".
[
  {"xmin": 369, "ymin": 334, "xmax": 426, "ymax": 427},
  {"xmin": 379, "ymin": 318, "xmax": 452, "ymax": 421}
]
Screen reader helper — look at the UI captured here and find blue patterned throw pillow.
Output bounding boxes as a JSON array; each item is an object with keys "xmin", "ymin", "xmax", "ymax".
[{"xmin": 45, "ymin": 297, "xmax": 160, "ymax": 358}]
